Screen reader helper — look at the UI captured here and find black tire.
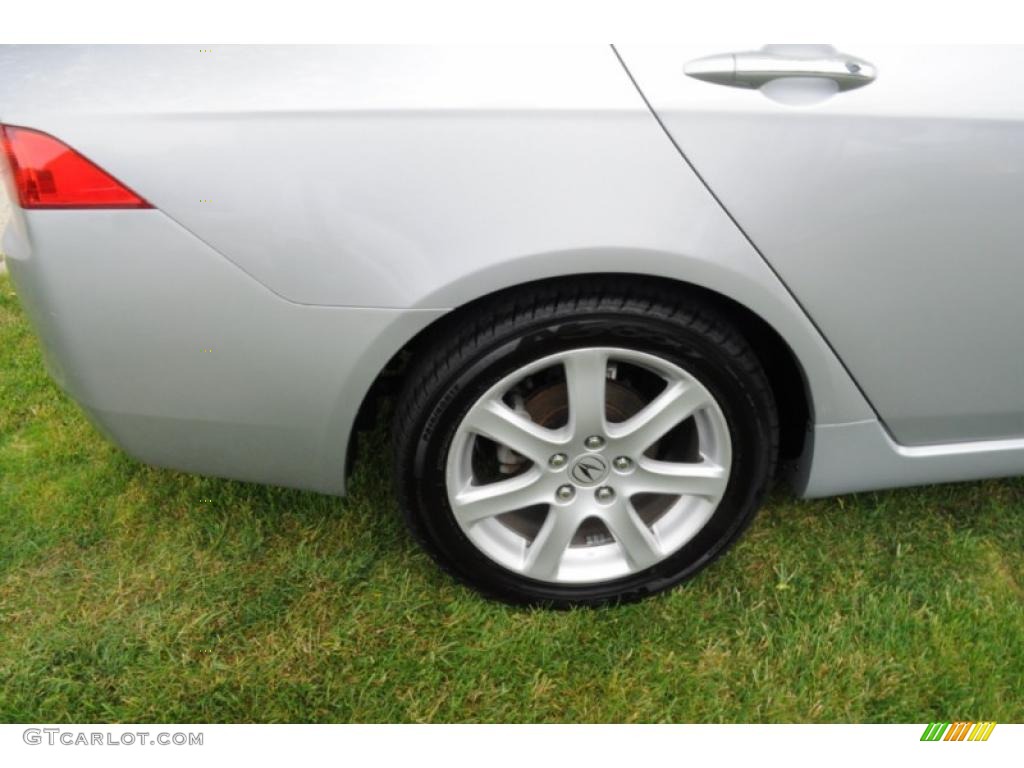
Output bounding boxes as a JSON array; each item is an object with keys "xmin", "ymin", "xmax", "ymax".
[{"xmin": 393, "ymin": 278, "xmax": 779, "ymax": 607}]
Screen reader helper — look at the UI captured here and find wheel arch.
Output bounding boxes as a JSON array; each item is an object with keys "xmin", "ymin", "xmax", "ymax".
[{"xmin": 346, "ymin": 272, "xmax": 812, "ymax": 482}]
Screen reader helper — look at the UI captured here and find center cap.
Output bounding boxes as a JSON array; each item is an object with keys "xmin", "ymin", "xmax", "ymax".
[{"xmin": 570, "ymin": 454, "xmax": 609, "ymax": 487}]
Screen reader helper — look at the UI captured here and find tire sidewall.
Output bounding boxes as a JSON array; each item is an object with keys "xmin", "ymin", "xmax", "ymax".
[{"xmin": 402, "ymin": 308, "xmax": 775, "ymax": 605}]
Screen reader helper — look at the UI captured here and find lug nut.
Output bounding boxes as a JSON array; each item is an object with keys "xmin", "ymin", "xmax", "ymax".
[
  {"xmin": 555, "ymin": 484, "xmax": 576, "ymax": 502},
  {"xmin": 613, "ymin": 456, "xmax": 633, "ymax": 472},
  {"xmin": 595, "ymin": 486, "xmax": 616, "ymax": 503},
  {"xmin": 584, "ymin": 435, "xmax": 605, "ymax": 450},
  {"xmin": 548, "ymin": 453, "xmax": 568, "ymax": 469}
]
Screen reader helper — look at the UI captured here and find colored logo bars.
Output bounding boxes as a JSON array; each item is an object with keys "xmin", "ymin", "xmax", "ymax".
[{"xmin": 920, "ymin": 722, "xmax": 996, "ymax": 742}]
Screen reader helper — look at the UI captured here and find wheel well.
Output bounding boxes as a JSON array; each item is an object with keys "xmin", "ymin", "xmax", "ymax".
[{"xmin": 346, "ymin": 274, "xmax": 811, "ymax": 479}]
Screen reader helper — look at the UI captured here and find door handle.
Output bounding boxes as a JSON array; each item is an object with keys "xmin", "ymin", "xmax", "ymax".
[{"xmin": 685, "ymin": 49, "xmax": 876, "ymax": 92}]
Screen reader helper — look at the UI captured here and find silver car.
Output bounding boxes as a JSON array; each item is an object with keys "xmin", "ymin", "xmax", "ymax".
[{"xmin": 3, "ymin": 45, "xmax": 1022, "ymax": 605}]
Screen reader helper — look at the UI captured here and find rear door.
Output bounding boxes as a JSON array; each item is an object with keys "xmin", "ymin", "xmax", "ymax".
[{"xmin": 617, "ymin": 45, "xmax": 1024, "ymax": 445}]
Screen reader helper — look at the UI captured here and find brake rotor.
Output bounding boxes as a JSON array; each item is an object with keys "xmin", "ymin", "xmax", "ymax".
[
  {"xmin": 520, "ymin": 380, "xmax": 650, "ymax": 547},
  {"xmin": 523, "ymin": 380, "xmax": 646, "ymax": 428}
]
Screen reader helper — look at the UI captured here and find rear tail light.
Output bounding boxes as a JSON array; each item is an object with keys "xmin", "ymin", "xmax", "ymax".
[{"xmin": 0, "ymin": 125, "xmax": 152, "ymax": 209}]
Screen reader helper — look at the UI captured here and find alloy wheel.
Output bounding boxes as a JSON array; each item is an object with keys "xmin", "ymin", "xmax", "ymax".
[{"xmin": 445, "ymin": 347, "xmax": 733, "ymax": 584}]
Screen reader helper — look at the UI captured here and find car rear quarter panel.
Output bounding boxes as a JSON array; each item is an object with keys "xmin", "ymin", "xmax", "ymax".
[{"xmin": 0, "ymin": 45, "xmax": 876, "ymax": 494}]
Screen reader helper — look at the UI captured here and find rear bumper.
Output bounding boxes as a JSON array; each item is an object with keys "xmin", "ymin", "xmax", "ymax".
[{"xmin": 5, "ymin": 209, "xmax": 443, "ymax": 494}]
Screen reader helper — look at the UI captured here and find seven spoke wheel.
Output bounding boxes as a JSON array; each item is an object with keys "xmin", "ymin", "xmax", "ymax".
[
  {"xmin": 446, "ymin": 347, "xmax": 732, "ymax": 584},
  {"xmin": 394, "ymin": 280, "xmax": 778, "ymax": 606}
]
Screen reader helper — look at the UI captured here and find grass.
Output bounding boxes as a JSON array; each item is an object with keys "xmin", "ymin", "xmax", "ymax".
[{"xmin": 1, "ymin": 272, "xmax": 1023, "ymax": 723}]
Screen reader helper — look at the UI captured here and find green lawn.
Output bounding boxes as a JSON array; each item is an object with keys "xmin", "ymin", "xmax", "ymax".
[{"xmin": 1, "ymin": 272, "xmax": 1022, "ymax": 723}]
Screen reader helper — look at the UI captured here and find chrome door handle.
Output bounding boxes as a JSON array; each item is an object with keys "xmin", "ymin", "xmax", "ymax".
[{"xmin": 685, "ymin": 50, "xmax": 876, "ymax": 91}]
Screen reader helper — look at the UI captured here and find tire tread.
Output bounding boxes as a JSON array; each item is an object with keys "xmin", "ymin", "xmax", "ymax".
[{"xmin": 393, "ymin": 277, "xmax": 779, "ymax": 606}]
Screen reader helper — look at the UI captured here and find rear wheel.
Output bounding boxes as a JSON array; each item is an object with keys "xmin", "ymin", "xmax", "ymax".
[{"xmin": 394, "ymin": 280, "xmax": 778, "ymax": 606}]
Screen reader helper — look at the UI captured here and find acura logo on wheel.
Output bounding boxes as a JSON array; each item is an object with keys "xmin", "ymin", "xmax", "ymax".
[{"xmin": 570, "ymin": 455, "xmax": 609, "ymax": 486}]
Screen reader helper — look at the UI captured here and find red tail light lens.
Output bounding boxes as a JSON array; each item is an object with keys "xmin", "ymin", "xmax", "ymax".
[{"xmin": 0, "ymin": 125, "xmax": 151, "ymax": 209}]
